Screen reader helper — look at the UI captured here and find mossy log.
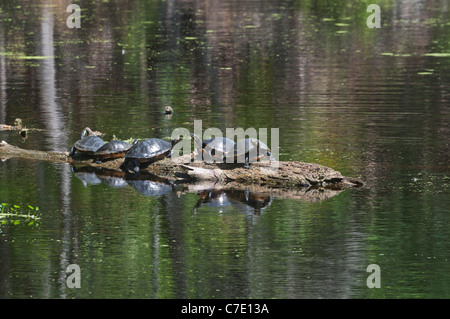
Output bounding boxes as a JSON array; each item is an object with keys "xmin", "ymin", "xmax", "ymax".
[{"xmin": 0, "ymin": 140, "xmax": 364, "ymax": 190}]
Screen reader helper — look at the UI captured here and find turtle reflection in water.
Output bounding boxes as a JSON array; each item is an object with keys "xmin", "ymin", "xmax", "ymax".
[
  {"xmin": 126, "ymin": 178, "xmax": 173, "ymax": 197},
  {"xmin": 72, "ymin": 166, "xmax": 128, "ymax": 188},
  {"xmin": 194, "ymin": 189, "xmax": 273, "ymax": 216},
  {"xmin": 95, "ymin": 170, "xmax": 128, "ymax": 188},
  {"xmin": 71, "ymin": 166, "xmax": 102, "ymax": 187}
]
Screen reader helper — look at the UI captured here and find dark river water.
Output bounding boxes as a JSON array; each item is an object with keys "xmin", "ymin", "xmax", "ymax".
[{"xmin": 0, "ymin": 0, "xmax": 449, "ymax": 299}]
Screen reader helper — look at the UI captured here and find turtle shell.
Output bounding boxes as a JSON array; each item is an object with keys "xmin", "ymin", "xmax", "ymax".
[
  {"xmin": 94, "ymin": 140, "xmax": 133, "ymax": 159},
  {"xmin": 202, "ymin": 137, "xmax": 236, "ymax": 162},
  {"xmin": 234, "ymin": 138, "xmax": 272, "ymax": 163},
  {"xmin": 74, "ymin": 135, "xmax": 106, "ymax": 155},
  {"xmin": 125, "ymin": 138, "xmax": 172, "ymax": 163}
]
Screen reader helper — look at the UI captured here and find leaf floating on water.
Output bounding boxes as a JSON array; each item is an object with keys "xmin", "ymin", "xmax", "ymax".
[
  {"xmin": 17, "ymin": 55, "xmax": 54, "ymax": 60},
  {"xmin": 0, "ymin": 52, "xmax": 54, "ymax": 59},
  {"xmin": 381, "ymin": 52, "xmax": 413, "ymax": 57},
  {"xmin": 418, "ymin": 71, "xmax": 433, "ymax": 75},
  {"xmin": 272, "ymin": 13, "xmax": 281, "ymax": 20},
  {"xmin": 423, "ymin": 53, "xmax": 450, "ymax": 57}
]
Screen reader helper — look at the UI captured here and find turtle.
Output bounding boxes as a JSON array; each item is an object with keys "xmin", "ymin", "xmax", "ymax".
[
  {"xmin": 69, "ymin": 129, "xmax": 106, "ymax": 158},
  {"xmin": 93, "ymin": 139, "xmax": 137, "ymax": 164},
  {"xmin": 233, "ymin": 138, "xmax": 273, "ymax": 169},
  {"xmin": 164, "ymin": 106, "xmax": 173, "ymax": 114},
  {"xmin": 122, "ymin": 137, "xmax": 180, "ymax": 173},
  {"xmin": 191, "ymin": 133, "xmax": 236, "ymax": 163}
]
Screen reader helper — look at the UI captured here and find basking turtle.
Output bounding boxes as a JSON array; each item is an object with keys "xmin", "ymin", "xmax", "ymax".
[
  {"xmin": 69, "ymin": 129, "xmax": 106, "ymax": 158},
  {"xmin": 233, "ymin": 138, "xmax": 273, "ymax": 168},
  {"xmin": 93, "ymin": 139, "xmax": 137, "ymax": 163},
  {"xmin": 191, "ymin": 133, "xmax": 236, "ymax": 163},
  {"xmin": 122, "ymin": 137, "xmax": 180, "ymax": 173}
]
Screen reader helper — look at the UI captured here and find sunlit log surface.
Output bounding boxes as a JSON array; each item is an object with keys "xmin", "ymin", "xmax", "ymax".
[{"xmin": 0, "ymin": 140, "xmax": 364, "ymax": 189}]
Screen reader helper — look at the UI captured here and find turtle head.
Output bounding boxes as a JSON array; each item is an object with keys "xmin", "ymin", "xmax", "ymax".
[
  {"xmin": 171, "ymin": 135, "xmax": 183, "ymax": 147},
  {"xmin": 80, "ymin": 129, "xmax": 88, "ymax": 139},
  {"xmin": 190, "ymin": 133, "xmax": 203, "ymax": 149},
  {"xmin": 14, "ymin": 118, "xmax": 22, "ymax": 127},
  {"xmin": 250, "ymin": 138, "xmax": 273, "ymax": 159},
  {"xmin": 249, "ymin": 138, "xmax": 259, "ymax": 147}
]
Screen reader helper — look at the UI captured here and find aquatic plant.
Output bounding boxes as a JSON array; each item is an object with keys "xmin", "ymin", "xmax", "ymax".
[{"xmin": 0, "ymin": 203, "xmax": 41, "ymax": 226}]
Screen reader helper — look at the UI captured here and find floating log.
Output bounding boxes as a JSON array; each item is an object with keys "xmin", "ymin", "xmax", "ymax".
[
  {"xmin": 0, "ymin": 118, "xmax": 24, "ymax": 131},
  {"xmin": 0, "ymin": 118, "xmax": 44, "ymax": 137},
  {"xmin": 0, "ymin": 140, "xmax": 71, "ymax": 163},
  {"xmin": 0, "ymin": 140, "xmax": 364, "ymax": 190}
]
